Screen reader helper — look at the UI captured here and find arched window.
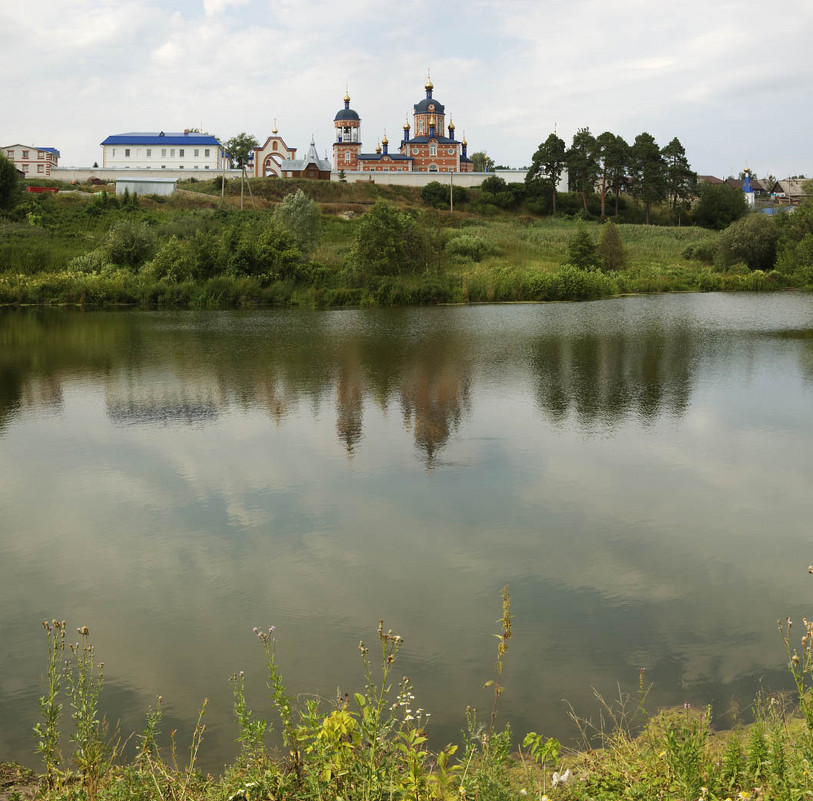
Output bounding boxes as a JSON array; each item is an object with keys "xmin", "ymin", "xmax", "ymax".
[
  {"xmin": 429, "ymin": 164, "xmax": 438, "ymax": 172},
  {"xmin": 273, "ymin": 141, "xmax": 278, "ymax": 151}
]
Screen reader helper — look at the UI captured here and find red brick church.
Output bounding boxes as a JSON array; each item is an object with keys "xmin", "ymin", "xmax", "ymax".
[{"xmin": 333, "ymin": 75, "xmax": 473, "ymax": 174}]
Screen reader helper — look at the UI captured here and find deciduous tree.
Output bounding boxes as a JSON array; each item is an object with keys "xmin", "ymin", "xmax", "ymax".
[
  {"xmin": 225, "ymin": 133, "xmax": 259, "ymax": 169},
  {"xmin": 0, "ymin": 154, "xmax": 19, "ymax": 211},
  {"xmin": 471, "ymin": 152, "xmax": 495, "ymax": 172}
]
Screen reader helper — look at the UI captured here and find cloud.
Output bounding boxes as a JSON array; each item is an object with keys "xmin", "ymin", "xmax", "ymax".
[{"xmin": 0, "ymin": 0, "xmax": 810, "ymax": 176}]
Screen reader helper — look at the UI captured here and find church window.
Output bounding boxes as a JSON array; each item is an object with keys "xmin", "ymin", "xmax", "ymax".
[
  {"xmin": 429, "ymin": 164, "xmax": 438, "ymax": 172},
  {"xmin": 273, "ymin": 142, "xmax": 278, "ymax": 150},
  {"xmin": 418, "ymin": 120, "xmax": 423, "ymax": 134},
  {"xmin": 430, "ymin": 144, "xmax": 437, "ymax": 156},
  {"xmin": 345, "ymin": 151, "xmax": 350, "ymax": 162}
]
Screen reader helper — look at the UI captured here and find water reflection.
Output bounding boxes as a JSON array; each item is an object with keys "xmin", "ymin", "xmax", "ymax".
[
  {"xmin": 531, "ymin": 327, "xmax": 693, "ymax": 426},
  {"xmin": 0, "ymin": 307, "xmax": 707, "ymax": 458},
  {"xmin": 2, "ymin": 297, "xmax": 813, "ymax": 771}
]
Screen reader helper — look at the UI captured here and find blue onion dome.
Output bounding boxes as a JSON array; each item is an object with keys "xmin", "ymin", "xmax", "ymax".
[{"xmin": 335, "ymin": 91, "xmax": 360, "ymax": 122}]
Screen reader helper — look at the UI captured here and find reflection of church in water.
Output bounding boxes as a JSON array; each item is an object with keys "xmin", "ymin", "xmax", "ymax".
[{"xmin": 333, "ymin": 75, "xmax": 473, "ymax": 174}]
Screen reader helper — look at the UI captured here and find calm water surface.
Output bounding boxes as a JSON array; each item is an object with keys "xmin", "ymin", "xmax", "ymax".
[{"xmin": 2, "ymin": 294, "xmax": 813, "ymax": 768}]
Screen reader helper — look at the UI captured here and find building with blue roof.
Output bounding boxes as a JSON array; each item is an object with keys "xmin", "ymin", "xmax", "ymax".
[
  {"xmin": 100, "ymin": 130, "xmax": 227, "ymax": 171},
  {"xmin": 332, "ymin": 74, "xmax": 473, "ymax": 174}
]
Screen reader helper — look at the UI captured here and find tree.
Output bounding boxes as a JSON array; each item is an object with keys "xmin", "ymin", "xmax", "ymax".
[
  {"xmin": 597, "ymin": 221, "xmax": 627, "ymax": 271},
  {"xmin": 692, "ymin": 182, "xmax": 748, "ymax": 230},
  {"xmin": 225, "ymin": 133, "xmax": 259, "ymax": 169},
  {"xmin": 661, "ymin": 137, "xmax": 696, "ymax": 220},
  {"xmin": 566, "ymin": 127, "xmax": 599, "ymax": 212},
  {"xmin": 605, "ymin": 134, "xmax": 629, "ymax": 218},
  {"xmin": 526, "ymin": 133, "xmax": 567, "ymax": 214},
  {"xmin": 273, "ymin": 189, "xmax": 321, "ymax": 256},
  {"xmin": 471, "ymin": 151, "xmax": 495, "ymax": 172},
  {"xmin": 0, "ymin": 153, "xmax": 19, "ymax": 211},
  {"xmin": 566, "ymin": 226, "xmax": 601, "ymax": 271},
  {"xmin": 629, "ymin": 132, "xmax": 666, "ymax": 224}
]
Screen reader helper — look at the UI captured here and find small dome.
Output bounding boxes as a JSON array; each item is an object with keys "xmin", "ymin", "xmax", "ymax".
[
  {"xmin": 403, "ymin": 119, "xmax": 410, "ymax": 130},
  {"xmin": 382, "ymin": 134, "xmax": 389, "ymax": 145},
  {"xmin": 375, "ymin": 141, "xmax": 382, "ymax": 154},
  {"xmin": 334, "ymin": 107, "xmax": 360, "ymax": 122},
  {"xmin": 448, "ymin": 119, "xmax": 455, "ymax": 131}
]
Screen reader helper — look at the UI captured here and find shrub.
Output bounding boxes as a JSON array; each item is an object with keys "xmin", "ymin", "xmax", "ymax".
[
  {"xmin": 692, "ymin": 182, "xmax": 748, "ymax": 230},
  {"xmin": 715, "ymin": 213, "xmax": 778, "ymax": 271},
  {"xmin": 597, "ymin": 220, "xmax": 627, "ymax": 271},
  {"xmin": 682, "ymin": 240, "xmax": 716, "ymax": 263},
  {"xmin": 421, "ymin": 181, "xmax": 449, "ymax": 209},
  {"xmin": 566, "ymin": 226, "xmax": 601, "ymax": 271},
  {"xmin": 349, "ymin": 201, "xmax": 431, "ymax": 279},
  {"xmin": 141, "ymin": 235, "xmax": 198, "ymax": 282},
  {"xmin": 273, "ymin": 189, "xmax": 321, "ymax": 256},
  {"xmin": 68, "ymin": 249, "xmax": 115, "ymax": 274},
  {"xmin": 446, "ymin": 234, "xmax": 490, "ymax": 262},
  {"xmin": 103, "ymin": 220, "xmax": 156, "ymax": 270}
]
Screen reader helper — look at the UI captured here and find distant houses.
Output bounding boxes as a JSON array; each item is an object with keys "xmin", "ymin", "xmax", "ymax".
[{"xmin": 2, "ymin": 144, "xmax": 60, "ymax": 177}]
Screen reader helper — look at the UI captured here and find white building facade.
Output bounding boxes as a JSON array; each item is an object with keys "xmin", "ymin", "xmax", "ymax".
[
  {"xmin": 2, "ymin": 144, "xmax": 60, "ymax": 177},
  {"xmin": 100, "ymin": 131, "xmax": 226, "ymax": 171}
]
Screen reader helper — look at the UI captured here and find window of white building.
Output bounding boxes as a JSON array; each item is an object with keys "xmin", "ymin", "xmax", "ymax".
[
  {"xmin": 194, "ymin": 149, "xmax": 199, "ymax": 157},
  {"xmin": 179, "ymin": 149, "xmax": 184, "ymax": 157},
  {"xmin": 170, "ymin": 149, "xmax": 175, "ymax": 157},
  {"xmin": 37, "ymin": 164, "xmax": 44, "ymax": 173},
  {"xmin": 205, "ymin": 149, "xmax": 210, "ymax": 157},
  {"xmin": 146, "ymin": 149, "xmax": 151, "ymax": 157},
  {"xmin": 22, "ymin": 150, "xmax": 29, "ymax": 159},
  {"xmin": 125, "ymin": 149, "xmax": 130, "ymax": 157},
  {"xmin": 161, "ymin": 149, "xmax": 166, "ymax": 157}
]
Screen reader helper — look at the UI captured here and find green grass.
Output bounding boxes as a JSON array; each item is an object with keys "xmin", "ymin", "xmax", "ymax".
[{"xmin": 0, "ymin": 187, "xmax": 809, "ymax": 308}]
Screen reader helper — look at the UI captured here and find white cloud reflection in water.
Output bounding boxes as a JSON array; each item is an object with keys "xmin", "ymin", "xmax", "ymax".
[{"xmin": 1, "ymin": 295, "xmax": 813, "ymax": 768}]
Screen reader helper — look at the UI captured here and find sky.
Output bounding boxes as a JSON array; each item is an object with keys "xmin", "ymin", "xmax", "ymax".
[{"xmin": 1, "ymin": 0, "xmax": 811, "ymax": 179}]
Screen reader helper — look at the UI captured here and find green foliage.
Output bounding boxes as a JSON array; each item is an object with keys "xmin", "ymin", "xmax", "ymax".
[
  {"xmin": 567, "ymin": 127, "xmax": 599, "ymax": 211},
  {"xmin": 446, "ymin": 234, "xmax": 491, "ymax": 262},
  {"xmin": 527, "ymin": 133, "xmax": 567, "ymax": 213},
  {"xmin": 629, "ymin": 132, "xmax": 666, "ymax": 224},
  {"xmin": 225, "ymin": 133, "xmax": 259, "ymax": 169},
  {"xmin": 682, "ymin": 239, "xmax": 716, "ymax": 263},
  {"xmin": 715, "ymin": 213, "xmax": 778, "ymax": 271},
  {"xmin": 103, "ymin": 220, "xmax": 156, "ymax": 270},
  {"xmin": 0, "ymin": 153, "xmax": 20, "ymax": 211},
  {"xmin": 776, "ymin": 198, "xmax": 813, "ymax": 274},
  {"xmin": 597, "ymin": 220, "xmax": 627, "ymax": 271},
  {"xmin": 421, "ymin": 180, "xmax": 449, "ymax": 208},
  {"xmin": 273, "ymin": 189, "xmax": 321, "ymax": 256},
  {"xmin": 692, "ymin": 181, "xmax": 749, "ymax": 229},
  {"xmin": 349, "ymin": 200, "xmax": 433, "ymax": 279},
  {"xmin": 471, "ymin": 151, "xmax": 495, "ymax": 172},
  {"xmin": 567, "ymin": 226, "xmax": 601, "ymax": 271}
]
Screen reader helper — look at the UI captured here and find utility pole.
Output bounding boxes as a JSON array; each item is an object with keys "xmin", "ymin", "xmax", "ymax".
[{"xmin": 449, "ymin": 169, "xmax": 454, "ymax": 217}]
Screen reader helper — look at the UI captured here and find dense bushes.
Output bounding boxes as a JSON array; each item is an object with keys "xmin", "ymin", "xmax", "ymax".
[
  {"xmin": 715, "ymin": 214, "xmax": 778, "ymax": 271},
  {"xmin": 692, "ymin": 182, "xmax": 749, "ymax": 230}
]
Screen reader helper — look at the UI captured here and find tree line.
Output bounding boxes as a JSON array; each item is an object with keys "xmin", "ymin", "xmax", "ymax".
[{"xmin": 526, "ymin": 129, "xmax": 696, "ymax": 224}]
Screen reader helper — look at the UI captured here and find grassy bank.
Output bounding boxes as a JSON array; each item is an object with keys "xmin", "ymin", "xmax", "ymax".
[
  {"xmin": 6, "ymin": 591, "xmax": 813, "ymax": 801},
  {"xmin": 0, "ymin": 178, "xmax": 811, "ymax": 308}
]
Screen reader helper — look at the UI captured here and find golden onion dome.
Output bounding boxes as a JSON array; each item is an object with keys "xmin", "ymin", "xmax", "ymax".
[
  {"xmin": 425, "ymin": 69, "xmax": 433, "ymax": 91},
  {"xmin": 375, "ymin": 141, "xmax": 382, "ymax": 153},
  {"xmin": 382, "ymin": 134, "xmax": 389, "ymax": 145}
]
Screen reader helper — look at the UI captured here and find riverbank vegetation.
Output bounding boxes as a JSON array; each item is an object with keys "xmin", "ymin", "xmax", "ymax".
[
  {"xmin": 7, "ymin": 589, "xmax": 813, "ymax": 801},
  {"xmin": 0, "ymin": 157, "xmax": 812, "ymax": 308}
]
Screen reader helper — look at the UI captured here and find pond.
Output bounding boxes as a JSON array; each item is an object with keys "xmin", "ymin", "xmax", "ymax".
[{"xmin": 2, "ymin": 293, "xmax": 813, "ymax": 769}]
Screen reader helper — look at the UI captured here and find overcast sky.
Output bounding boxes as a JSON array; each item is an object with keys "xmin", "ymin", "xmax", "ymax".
[{"xmin": 2, "ymin": 0, "xmax": 811, "ymax": 178}]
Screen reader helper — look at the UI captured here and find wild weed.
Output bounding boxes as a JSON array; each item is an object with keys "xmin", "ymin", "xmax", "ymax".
[
  {"xmin": 660, "ymin": 704, "xmax": 709, "ymax": 801},
  {"xmin": 65, "ymin": 625, "xmax": 106, "ymax": 798},
  {"xmin": 33, "ymin": 619, "xmax": 66, "ymax": 790},
  {"xmin": 229, "ymin": 671, "xmax": 267, "ymax": 764}
]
